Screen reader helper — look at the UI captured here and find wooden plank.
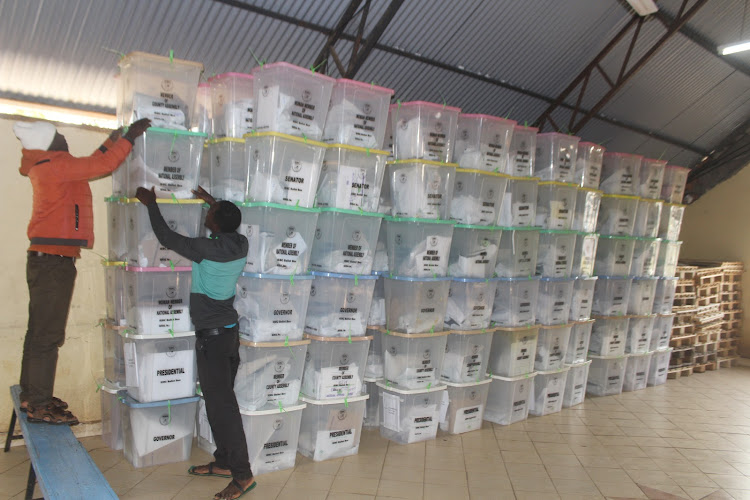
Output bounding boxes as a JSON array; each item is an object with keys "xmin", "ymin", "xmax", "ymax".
[{"xmin": 9, "ymin": 385, "xmax": 118, "ymax": 500}]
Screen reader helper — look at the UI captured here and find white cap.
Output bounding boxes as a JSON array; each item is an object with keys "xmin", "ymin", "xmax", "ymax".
[{"xmin": 13, "ymin": 121, "xmax": 57, "ymax": 150}]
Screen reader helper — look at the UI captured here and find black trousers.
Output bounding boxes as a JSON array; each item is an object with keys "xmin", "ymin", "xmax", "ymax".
[
  {"xmin": 195, "ymin": 326, "xmax": 253, "ymax": 481},
  {"xmin": 20, "ymin": 253, "xmax": 77, "ymax": 406}
]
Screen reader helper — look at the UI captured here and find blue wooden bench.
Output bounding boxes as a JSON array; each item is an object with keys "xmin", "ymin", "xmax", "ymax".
[{"xmin": 4, "ymin": 385, "xmax": 118, "ymax": 500}]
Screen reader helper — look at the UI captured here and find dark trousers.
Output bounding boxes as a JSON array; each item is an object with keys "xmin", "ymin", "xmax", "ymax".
[
  {"xmin": 20, "ymin": 253, "xmax": 77, "ymax": 406},
  {"xmin": 195, "ymin": 326, "xmax": 253, "ymax": 481}
]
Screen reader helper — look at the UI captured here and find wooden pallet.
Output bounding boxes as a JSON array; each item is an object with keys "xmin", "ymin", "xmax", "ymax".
[
  {"xmin": 673, "ymin": 293, "xmax": 696, "ymax": 308},
  {"xmin": 696, "ymin": 272, "xmax": 723, "ymax": 286},
  {"xmin": 697, "ymin": 283, "xmax": 721, "ymax": 298},
  {"xmin": 669, "ymin": 335, "xmax": 697, "ymax": 348},
  {"xmin": 721, "ymin": 301, "xmax": 741, "ymax": 311},
  {"xmin": 671, "ymin": 323, "xmax": 695, "ymax": 337},
  {"xmin": 717, "ymin": 357, "xmax": 739, "ymax": 369},
  {"xmin": 667, "ymin": 366, "xmax": 694, "ymax": 379},
  {"xmin": 697, "ymin": 331, "xmax": 721, "ymax": 343},
  {"xmin": 697, "ymin": 295, "xmax": 720, "ymax": 307},
  {"xmin": 721, "ymin": 281, "xmax": 742, "ymax": 292},
  {"xmin": 724, "ymin": 310, "xmax": 743, "ymax": 322},
  {"xmin": 676, "ymin": 280, "xmax": 696, "ymax": 294},
  {"xmin": 676, "ymin": 265, "xmax": 699, "ymax": 281},
  {"xmin": 673, "ymin": 311, "xmax": 696, "ymax": 325},
  {"xmin": 717, "ymin": 348, "xmax": 738, "ymax": 358},
  {"xmin": 694, "ymin": 361, "xmax": 718, "ymax": 373}
]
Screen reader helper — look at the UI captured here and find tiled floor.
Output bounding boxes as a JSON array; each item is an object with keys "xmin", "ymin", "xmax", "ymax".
[{"xmin": 3, "ymin": 367, "xmax": 750, "ymax": 500}]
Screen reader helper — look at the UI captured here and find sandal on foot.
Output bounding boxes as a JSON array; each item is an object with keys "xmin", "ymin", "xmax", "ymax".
[
  {"xmin": 26, "ymin": 404, "xmax": 79, "ymax": 426},
  {"xmin": 214, "ymin": 478, "xmax": 257, "ymax": 500},
  {"xmin": 188, "ymin": 463, "xmax": 232, "ymax": 478},
  {"xmin": 20, "ymin": 397, "xmax": 68, "ymax": 413}
]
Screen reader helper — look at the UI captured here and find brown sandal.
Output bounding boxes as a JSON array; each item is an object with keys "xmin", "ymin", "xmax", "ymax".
[
  {"xmin": 20, "ymin": 397, "xmax": 68, "ymax": 413},
  {"xmin": 26, "ymin": 403, "xmax": 79, "ymax": 426}
]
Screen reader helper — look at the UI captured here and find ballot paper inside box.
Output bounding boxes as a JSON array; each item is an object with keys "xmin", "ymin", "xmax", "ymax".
[
  {"xmin": 439, "ymin": 378, "xmax": 491, "ymax": 435},
  {"xmin": 570, "ymin": 277, "xmax": 597, "ymax": 322},
  {"xmin": 390, "ymin": 101, "xmax": 460, "ymax": 163},
  {"xmin": 537, "ymin": 278, "xmax": 575, "ymax": 326},
  {"xmin": 600, "ymin": 152, "xmax": 643, "ymax": 196},
  {"xmin": 384, "ymin": 217, "xmax": 455, "ymax": 278},
  {"xmin": 309, "ymin": 208, "xmax": 383, "ymax": 275},
  {"xmin": 234, "ymin": 338, "xmax": 309, "ymax": 411},
  {"xmin": 251, "ymin": 62, "xmax": 335, "ymax": 141},
  {"xmin": 244, "ymin": 132, "xmax": 326, "ymax": 208},
  {"xmin": 117, "ymin": 51, "xmax": 203, "ymax": 129},
  {"xmin": 441, "ymin": 330, "xmax": 493, "ymax": 384},
  {"xmin": 103, "ymin": 261, "xmax": 127, "ymax": 327},
  {"xmin": 659, "ymin": 203, "xmax": 685, "ymax": 241},
  {"xmin": 362, "ymin": 378, "xmax": 381, "ymax": 429},
  {"xmin": 639, "ymin": 158, "xmax": 667, "ymax": 199},
  {"xmin": 589, "ymin": 316, "xmax": 629, "ymax": 357},
  {"xmin": 653, "ymin": 277, "xmax": 678, "ymax": 314},
  {"xmin": 592, "ymin": 276, "xmax": 632, "ymax": 317},
  {"xmin": 535, "ymin": 182, "xmax": 578, "ymax": 230},
  {"xmin": 315, "ymin": 145, "xmax": 388, "ymax": 212},
  {"xmin": 534, "ymin": 132, "xmax": 579, "ymax": 184},
  {"xmin": 530, "ymin": 366, "xmax": 569, "ymax": 417},
  {"xmin": 509, "ymin": 125, "xmax": 537, "ymax": 177},
  {"xmin": 106, "ymin": 198, "xmax": 128, "ymax": 261},
  {"xmin": 384, "ymin": 276, "xmax": 451, "ymax": 334},
  {"xmin": 102, "ymin": 320, "xmax": 126, "ymax": 387},
  {"xmin": 631, "ymin": 238, "xmax": 661, "ymax": 277},
  {"xmin": 453, "ymin": 114, "xmax": 516, "ymax": 173},
  {"xmin": 209, "ymin": 72, "xmax": 255, "ymax": 139},
  {"xmin": 491, "ymin": 277, "xmax": 539, "ymax": 327},
  {"xmin": 123, "ymin": 127, "xmax": 207, "ymax": 199},
  {"xmin": 304, "ymin": 272, "xmax": 377, "ymax": 338},
  {"xmin": 368, "ymin": 273, "xmax": 387, "ymax": 327},
  {"xmin": 566, "ymin": 320, "xmax": 594, "ymax": 365},
  {"xmin": 372, "ymin": 225, "xmax": 389, "ymax": 273},
  {"xmin": 365, "ymin": 327, "xmax": 384, "ymax": 380},
  {"xmin": 484, "ymin": 372, "xmax": 536, "ymax": 426},
  {"xmin": 495, "ymin": 227, "xmax": 540, "ymax": 278},
  {"xmin": 301, "ymin": 334, "xmax": 370, "ymax": 400},
  {"xmin": 563, "ymin": 360, "xmax": 591, "ymax": 408},
  {"xmin": 298, "ymin": 395, "xmax": 367, "ymax": 461},
  {"xmin": 656, "ymin": 240, "xmax": 682, "ymax": 278},
  {"xmin": 572, "ymin": 188, "xmax": 602, "ymax": 233},
  {"xmin": 597, "ymin": 194, "xmax": 639, "ymax": 236},
  {"xmin": 536, "ymin": 323, "xmax": 573, "ymax": 372},
  {"xmin": 124, "ymin": 266, "xmax": 193, "ymax": 335},
  {"xmin": 498, "ymin": 176, "xmax": 539, "ymax": 227},
  {"xmin": 208, "ymin": 138, "xmax": 248, "ymax": 202},
  {"xmin": 595, "ymin": 236, "xmax": 636, "ymax": 277},
  {"xmin": 574, "ymin": 142, "xmax": 604, "ymax": 189},
  {"xmin": 385, "ymin": 160, "xmax": 457, "ymax": 220},
  {"xmin": 238, "ymin": 202, "xmax": 319, "ymax": 275},
  {"xmin": 572, "ymin": 232, "xmax": 598, "ymax": 278},
  {"xmin": 240, "ymin": 402, "xmax": 306, "ymax": 475},
  {"xmin": 450, "ymin": 169, "xmax": 509, "ymax": 226},
  {"xmin": 488, "ymin": 327, "xmax": 540, "ymax": 377},
  {"xmin": 625, "ymin": 315, "xmax": 655, "ymax": 355},
  {"xmin": 121, "ymin": 331, "xmax": 196, "ymax": 403},
  {"xmin": 323, "ymin": 79, "xmax": 394, "ymax": 149},
  {"xmin": 100, "ymin": 383, "xmax": 123, "ymax": 451},
  {"xmin": 634, "ymin": 198, "xmax": 663, "ymax": 239},
  {"xmin": 537, "ymin": 230, "xmax": 577, "ymax": 278},
  {"xmin": 121, "ymin": 394, "xmax": 198, "ymax": 468},
  {"xmin": 628, "ymin": 277, "xmax": 658, "ymax": 315},
  {"xmin": 623, "ymin": 351, "xmax": 652, "ymax": 392},
  {"xmin": 445, "ymin": 278, "xmax": 498, "ymax": 331},
  {"xmin": 661, "ymin": 166, "xmax": 689, "ymax": 204},
  {"xmin": 377, "ymin": 382, "xmax": 445, "ymax": 444},
  {"xmin": 235, "ymin": 272, "xmax": 313, "ymax": 343},
  {"xmin": 648, "ymin": 347, "xmax": 673, "ymax": 387},
  {"xmin": 381, "ymin": 331, "xmax": 448, "ymax": 390},
  {"xmin": 199, "ymin": 143, "xmax": 211, "ymax": 190},
  {"xmin": 192, "ymin": 83, "xmax": 212, "ymax": 135},
  {"xmin": 124, "ymin": 200, "xmax": 203, "ymax": 268},
  {"xmin": 650, "ymin": 314, "xmax": 675, "ymax": 351},
  {"xmin": 448, "ymin": 225, "xmax": 501, "ymax": 279},
  {"xmin": 587, "ymin": 355, "xmax": 627, "ymax": 397}
]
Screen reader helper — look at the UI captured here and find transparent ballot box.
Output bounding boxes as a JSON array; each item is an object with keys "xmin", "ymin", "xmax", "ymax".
[
  {"xmin": 309, "ymin": 208, "xmax": 383, "ymax": 275},
  {"xmin": 488, "ymin": 327, "xmax": 540, "ymax": 377},
  {"xmin": 124, "ymin": 266, "xmax": 192, "ymax": 335},
  {"xmin": 382, "ymin": 331, "xmax": 448, "ymax": 390},
  {"xmin": 574, "ymin": 142, "xmax": 604, "ymax": 189},
  {"xmin": 589, "ymin": 316, "xmax": 629, "ymax": 357},
  {"xmin": 572, "ymin": 187, "xmax": 602, "ymax": 233},
  {"xmin": 491, "ymin": 277, "xmax": 540, "ymax": 327},
  {"xmin": 384, "ymin": 276, "xmax": 451, "ymax": 334},
  {"xmin": 591, "ymin": 276, "xmax": 632, "ymax": 316},
  {"xmin": 252, "ymin": 62, "xmax": 335, "ymax": 140},
  {"xmin": 100, "ymin": 382, "xmax": 123, "ymax": 451},
  {"xmin": 445, "ymin": 278, "xmax": 498, "ymax": 331},
  {"xmin": 298, "ymin": 395, "xmax": 367, "ymax": 461},
  {"xmin": 648, "ymin": 348, "xmax": 673, "ymax": 386},
  {"xmin": 587, "ymin": 355, "xmax": 627, "ymax": 397},
  {"xmin": 192, "ymin": 82, "xmax": 212, "ymax": 135},
  {"xmin": 530, "ymin": 366, "xmax": 570, "ymax": 417},
  {"xmin": 536, "ymin": 182, "xmax": 578, "ymax": 230},
  {"xmin": 453, "ymin": 114, "xmax": 516, "ymax": 173},
  {"xmin": 495, "ymin": 228, "xmax": 540, "ymax": 278},
  {"xmin": 623, "ymin": 352, "xmax": 652, "ymax": 392},
  {"xmin": 625, "ymin": 315, "xmax": 655, "ymax": 354},
  {"xmin": 102, "ymin": 321, "xmax": 126, "ymax": 387},
  {"xmin": 572, "ymin": 232, "xmax": 599, "ymax": 278},
  {"xmin": 498, "ymin": 176, "xmax": 538, "ymax": 227},
  {"xmin": 240, "ymin": 402, "xmax": 305, "ymax": 475},
  {"xmin": 633, "ymin": 198, "xmax": 663, "ymax": 238},
  {"xmin": 391, "ymin": 100, "xmax": 461, "ymax": 162},
  {"xmin": 536, "ymin": 230, "xmax": 577, "ymax": 278},
  {"xmin": 384, "ymin": 217, "xmax": 455, "ymax": 277},
  {"xmin": 209, "ymin": 72, "xmax": 255, "ymax": 138},
  {"xmin": 650, "ymin": 314, "xmax": 675, "ymax": 351},
  {"xmin": 537, "ymin": 278, "xmax": 575, "ymax": 325},
  {"xmin": 208, "ymin": 138, "xmax": 248, "ymax": 202},
  {"xmin": 563, "ymin": 360, "xmax": 591, "ymax": 408},
  {"xmin": 323, "ymin": 78, "xmax": 394, "ymax": 149},
  {"xmin": 597, "ymin": 194, "xmax": 639, "ymax": 236},
  {"xmin": 600, "ymin": 152, "xmax": 642, "ymax": 195},
  {"xmin": 235, "ymin": 272, "xmax": 313, "ymax": 342},
  {"xmin": 659, "ymin": 203, "xmax": 685, "ymax": 241},
  {"xmin": 385, "ymin": 160, "xmax": 457, "ymax": 220},
  {"xmin": 661, "ymin": 166, "xmax": 689, "ymax": 204},
  {"xmin": 653, "ymin": 277, "xmax": 678, "ymax": 314},
  {"xmin": 631, "ymin": 238, "xmax": 661, "ymax": 277},
  {"xmin": 450, "ymin": 169, "xmax": 509, "ymax": 226},
  {"xmin": 536, "ymin": 323, "xmax": 573, "ymax": 372},
  {"xmin": 534, "ymin": 132, "xmax": 579, "ymax": 183},
  {"xmin": 570, "ymin": 277, "xmax": 597, "ymax": 321},
  {"xmin": 377, "ymin": 383, "xmax": 446, "ymax": 444},
  {"xmin": 305, "ymin": 272, "xmax": 377, "ymax": 338},
  {"xmin": 441, "ymin": 330, "xmax": 494, "ymax": 384},
  {"xmin": 638, "ymin": 158, "xmax": 666, "ymax": 199},
  {"xmin": 103, "ymin": 261, "xmax": 127, "ymax": 327},
  {"xmin": 594, "ymin": 235, "xmax": 635, "ymax": 277},
  {"xmin": 315, "ymin": 144, "xmax": 389, "ymax": 212},
  {"xmin": 439, "ymin": 379, "xmax": 491, "ymax": 434},
  {"xmin": 448, "ymin": 225, "xmax": 502, "ymax": 278},
  {"xmin": 301, "ymin": 334, "xmax": 371, "ymax": 400},
  {"xmin": 509, "ymin": 125, "xmax": 537, "ymax": 176},
  {"xmin": 484, "ymin": 373, "xmax": 536, "ymax": 426},
  {"xmin": 365, "ymin": 327, "xmax": 384, "ymax": 379},
  {"xmin": 566, "ymin": 320, "xmax": 594, "ymax": 364}
]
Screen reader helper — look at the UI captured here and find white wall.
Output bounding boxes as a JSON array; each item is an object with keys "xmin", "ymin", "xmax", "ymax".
[{"xmin": 0, "ymin": 117, "xmax": 112, "ymax": 432}]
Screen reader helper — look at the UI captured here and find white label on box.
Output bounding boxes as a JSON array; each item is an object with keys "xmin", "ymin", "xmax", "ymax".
[
  {"xmin": 511, "ymin": 381, "xmax": 530, "ymax": 421},
  {"xmin": 580, "ymin": 237, "xmax": 596, "ymax": 274},
  {"xmin": 124, "ymin": 342, "xmax": 138, "ymax": 387},
  {"xmin": 407, "ymin": 412, "xmax": 438, "ymax": 443},
  {"xmin": 453, "ymin": 404, "xmax": 483, "ymax": 433},
  {"xmin": 149, "ymin": 350, "xmax": 194, "ymax": 401},
  {"xmin": 554, "ymin": 247, "xmax": 570, "ymax": 276},
  {"xmin": 616, "ymin": 210, "xmax": 632, "ymax": 233},
  {"xmin": 315, "ymin": 428, "xmax": 355, "ymax": 459},
  {"xmin": 544, "ymin": 388, "xmax": 562, "ymax": 413},
  {"xmin": 318, "ymin": 365, "xmax": 358, "ymax": 399},
  {"xmin": 382, "ymin": 392, "xmax": 401, "ymax": 431},
  {"xmin": 439, "ymin": 391, "xmax": 449, "ymax": 423},
  {"xmin": 461, "ymin": 353, "xmax": 483, "ymax": 380},
  {"xmin": 336, "ymin": 165, "xmax": 370, "ymax": 209},
  {"xmin": 281, "ymin": 161, "xmax": 315, "ymax": 205},
  {"xmin": 511, "ymin": 336, "xmax": 534, "ymax": 373}
]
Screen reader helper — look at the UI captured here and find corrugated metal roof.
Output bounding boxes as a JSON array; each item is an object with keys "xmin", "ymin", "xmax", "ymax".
[{"xmin": 0, "ymin": 0, "xmax": 748, "ymax": 170}]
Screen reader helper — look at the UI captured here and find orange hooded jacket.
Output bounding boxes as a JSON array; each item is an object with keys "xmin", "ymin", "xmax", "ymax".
[{"xmin": 19, "ymin": 137, "xmax": 133, "ymax": 258}]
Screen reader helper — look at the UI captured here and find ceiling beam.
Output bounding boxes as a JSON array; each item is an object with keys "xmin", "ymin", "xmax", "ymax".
[
  {"xmin": 344, "ymin": 0, "xmax": 404, "ymax": 78},
  {"xmin": 311, "ymin": 0, "xmax": 363, "ymax": 76}
]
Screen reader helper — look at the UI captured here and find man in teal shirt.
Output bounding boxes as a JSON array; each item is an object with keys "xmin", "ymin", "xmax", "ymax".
[{"xmin": 135, "ymin": 185, "xmax": 255, "ymax": 500}]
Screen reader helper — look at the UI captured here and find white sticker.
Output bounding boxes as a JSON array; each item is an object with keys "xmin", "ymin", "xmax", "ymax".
[
  {"xmin": 281, "ymin": 161, "xmax": 315, "ymax": 205},
  {"xmin": 549, "ymin": 200, "xmax": 572, "ymax": 228},
  {"xmin": 453, "ymin": 404, "xmax": 483, "ymax": 433},
  {"xmin": 314, "ymin": 428, "xmax": 355, "ymax": 460},
  {"xmin": 148, "ymin": 350, "xmax": 194, "ymax": 401},
  {"xmin": 382, "ymin": 392, "xmax": 401, "ymax": 431},
  {"xmin": 124, "ymin": 342, "xmax": 138, "ymax": 387},
  {"xmin": 511, "ymin": 335, "xmax": 535, "ymax": 374},
  {"xmin": 335, "ymin": 165, "xmax": 370, "ymax": 209},
  {"xmin": 407, "ymin": 412, "xmax": 438, "ymax": 443},
  {"xmin": 317, "ymin": 366, "xmax": 359, "ymax": 399}
]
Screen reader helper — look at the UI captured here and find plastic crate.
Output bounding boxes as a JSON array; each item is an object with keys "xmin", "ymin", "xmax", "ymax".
[
  {"xmin": 450, "ymin": 169, "xmax": 509, "ymax": 225},
  {"xmin": 453, "ymin": 114, "xmax": 516, "ymax": 173},
  {"xmin": 382, "ymin": 331, "xmax": 448, "ymax": 390},
  {"xmin": 315, "ymin": 144, "xmax": 389, "ymax": 212},
  {"xmin": 309, "ymin": 208, "xmax": 383, "ymax": 275},
  {"xmin": 391, "ymin": 101, "xmax": 461, "ymax": 162},
  {"xmin": 385, "ymin": 160, "xmax": 457, "ymax": 220},
  {"xmin": 574, "ymin": 142, "xmax": 604, "ymax": 189},
  {"xmin": 377, "ymin": 383, "xmax": 446, "ymax": 444},
  {"xmin": 298, "ymin": 395, "xmax": 367, "ymax": 461},
  {"xmin": 498, "ymin": 176, "xmax": 539, "ymax": 227},
  {"xmin": 301, "ymin": 334, "xmax": 371, "ymax": 400},
  {"xmin": 536, "ymin": 182, "xmax": 578, "ymax": 230},
  {"xmin": 447, "ymin": 225, "xmax": 502, "ymax": 278},
  {"xmin": 323, "ymin": 78, "xmax": 394, "ymax": 149},
  {"xmin": 384, "ymin": 217, "xmax": 455, "ymax": 277},
  {"xmin": 495, "ymin": 228, "xmax": 540, "ymax": 278},
  {"xmin": 600, "ymin": 152, "xmax": 643, "ymax": 196},
  {"xmin": 305, "ymin": 272, "xmax": 377, "ymax": 338},
  {"xmin": 209, "ymin": 72, "xmax": 255, "ymax": 138},
  {"xmin": 491, "ymin": 277, "xmax": 540, "ymax": 327},
  {"xmin": 534, "ymin": 132, "xmax": 579, "ymax": 183},
  {"xmin": 484, "ymin": 373, "xmax": 536, "ymax": 425}
]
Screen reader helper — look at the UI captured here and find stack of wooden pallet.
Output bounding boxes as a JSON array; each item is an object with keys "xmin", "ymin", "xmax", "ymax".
[
  {"xmin": 669, "ymin": 266, "xmax": 699, "ymax": 379},
  {"xmin": 718, "ymin": 262, "xmax": 743, "ymax": 368}
]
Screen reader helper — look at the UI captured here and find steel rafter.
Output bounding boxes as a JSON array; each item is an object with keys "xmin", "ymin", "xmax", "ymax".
[{"xmin": 535, "ymin": 0, "xmax": 709, "ymax": 136}]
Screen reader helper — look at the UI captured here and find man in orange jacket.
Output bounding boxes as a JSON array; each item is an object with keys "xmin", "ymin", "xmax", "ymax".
[{"xmin": 15, "ymin": 118, "xmax": 150, "ymax": 425}]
